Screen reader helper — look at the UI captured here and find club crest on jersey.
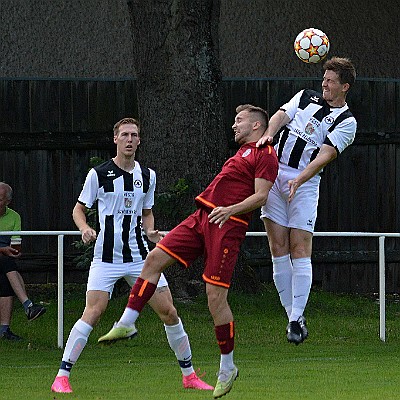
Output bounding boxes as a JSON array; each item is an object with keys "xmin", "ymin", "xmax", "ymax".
[
  {"xmin": 124, "ymin": 197, "xmax": 133, "ymax": 208},
  {"xmin": 242, "ymin": 149, "xmax": 251, "ymax": 158},
  {"xmin": 107, "ymin": 170, "xmax": 115, "ymax": 177},
  {"xmin": 324, "ymin": 116, "xmax": 334, "ymax": 125},
  {"xmin": 134, "ymin": 179, "xmax": 142, "ymax": 188},
  {"xmin": 305, "ymin": 122, "xmax": 316, "ymax": 136}
]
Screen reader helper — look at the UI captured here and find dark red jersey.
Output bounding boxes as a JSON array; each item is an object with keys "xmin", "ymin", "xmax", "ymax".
[{"xmin": 195, "ymin": 142, "xmax": 278, "ymax": 225}]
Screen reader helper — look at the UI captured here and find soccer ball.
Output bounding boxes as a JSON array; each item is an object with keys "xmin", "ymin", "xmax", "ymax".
[{"xmin": 294, "ymin": 28, "xmax": 330, "ymax": 64}]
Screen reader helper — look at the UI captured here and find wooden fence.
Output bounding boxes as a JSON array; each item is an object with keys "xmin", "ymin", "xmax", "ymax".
[{"xmin": 0, "ymin": 77, "xmax": 399, "ymax": 292}]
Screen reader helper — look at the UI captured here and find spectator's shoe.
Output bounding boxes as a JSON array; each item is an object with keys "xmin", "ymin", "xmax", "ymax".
[
  {"xmin": 286, "ymin": 320, "xmax": 303, "ymax": 345},
  {"xmin": 298, "ymin": 315, "xmax": 309, "ymax": 341},
  {"xmin": 0, "ymin": 328, "xmax": 23, "ymax": 341},
  {"xmin": 213, "ymin": 365, "xmax": 238, "ymax": 398},
  {"xmin": 183, "ymin": 371, "xmax": 214, "ymax": 390},
  {"xmin": 51, "ymin": 376, "xmax": 73, "ymax": 393},
  {"xmin": 25, "ymin": 303, "xmax": 46, "ymax": 321},
  {"xmin": 98, "ymin": 322, "xmax": 137, "ymax": 343}
]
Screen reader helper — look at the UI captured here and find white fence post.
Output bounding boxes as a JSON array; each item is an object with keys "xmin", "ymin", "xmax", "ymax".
[
  {"xmin": 379, "ymin": 236, "xmax": 386, "ymax": 342},
  {"xmin": 0, "ymin": 230, "xmax": 80, "ymax": 349},
  {"xmin": 57, "ymin": 235, "xmax": 64, "ymax": 349}
]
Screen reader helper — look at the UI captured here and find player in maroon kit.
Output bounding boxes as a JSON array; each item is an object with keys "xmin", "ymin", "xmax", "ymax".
[{"xmin": 100, "ymin": 104, "xmax": 278, "ymax": 398}]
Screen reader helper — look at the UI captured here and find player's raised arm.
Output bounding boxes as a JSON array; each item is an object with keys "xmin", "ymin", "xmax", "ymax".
[{"xmin": 256, "ymin": 109, "xmax": 290, "ymax": 147}]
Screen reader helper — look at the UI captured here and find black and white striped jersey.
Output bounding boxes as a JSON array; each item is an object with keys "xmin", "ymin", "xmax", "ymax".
[
  {"xmin": 276, "ymin": 89, "xmax": 357, "ymax": 171},
  {"xmin": 78, "ymin": 159, "xmax": 156, "ymax": 263}
]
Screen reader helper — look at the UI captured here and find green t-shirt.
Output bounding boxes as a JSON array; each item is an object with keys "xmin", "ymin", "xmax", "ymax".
[{"xmin": 0, "ymin": 206, "xmax": 21, "ymax": 248}]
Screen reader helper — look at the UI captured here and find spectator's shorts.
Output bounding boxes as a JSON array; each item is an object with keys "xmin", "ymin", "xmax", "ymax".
[
  {"xmin": 0, "ymin": 256, "xmax": 17, "ymax": 296},
  {"xmin": 0, "ymin": 255, "xmax": 17, "ymax": 274}
]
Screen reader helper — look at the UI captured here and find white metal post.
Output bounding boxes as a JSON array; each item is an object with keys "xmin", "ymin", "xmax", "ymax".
[
  {"xmin": 379, "ymin": 236, "xmax": 386, "ymax": 342},
  {"xmin": 57, "ymin": 235, "xmax": 64, "ymax": 349}
]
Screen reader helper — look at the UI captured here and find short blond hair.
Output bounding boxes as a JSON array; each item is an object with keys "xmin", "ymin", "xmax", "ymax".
[
  {"xmin": 235, "ymin": 104, "xmax": 269, "ymax": 129},
  {"xmin": 113, "ymin": 118, "xmax": 140, "ymax": 136}
]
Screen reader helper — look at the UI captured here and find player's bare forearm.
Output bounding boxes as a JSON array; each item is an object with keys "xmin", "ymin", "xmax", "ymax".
[
  {"xmin": 208, "ymin": 194, "xmax": 267, "ymax": 228},
  {"xmin": 303, "ymin": 145, "xmax": 337, "ymax": 181},
  {"xmin": 142, "ymin": 209, "xmax": 164, "ymax": 243},
  {"xmin": 208, "ymin": 179, "xmax": 273, "ymax": 228},
  {"xmin": 72, "ymin": 202, "xmax": 96, "ymax": 243},
  {"xmin": 256, "ymin": 110, "xmax": 290, "ymax": 147},
  {"xmin": 288, "ymin": 145, "xmax": 337, "ymax": 201}
]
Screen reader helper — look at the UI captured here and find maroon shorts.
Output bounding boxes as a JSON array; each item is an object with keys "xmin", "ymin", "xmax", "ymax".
[{"xmin": 157, "ymin": 208, "xmax": 248, "ymax": 288}]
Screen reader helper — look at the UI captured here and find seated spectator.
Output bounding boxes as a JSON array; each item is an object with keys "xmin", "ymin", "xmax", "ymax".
[{"xmin": 0, "ymin": 182, "xmax": 46, "ymax": 340}]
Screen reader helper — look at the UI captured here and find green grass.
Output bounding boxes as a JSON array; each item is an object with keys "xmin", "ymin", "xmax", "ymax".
[{"xmin": 1, "ymin": 283, "xmax": 400, "ymax": 400}]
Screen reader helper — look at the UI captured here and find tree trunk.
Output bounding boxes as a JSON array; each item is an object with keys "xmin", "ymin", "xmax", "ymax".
[{"xmin": 127, "ymin": 0, "xmax": 227, "ymax": 205}]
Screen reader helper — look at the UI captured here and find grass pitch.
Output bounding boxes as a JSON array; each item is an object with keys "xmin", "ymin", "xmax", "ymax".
[{"xmin": 1, "ymin": 283, "xmax": 399, "ymax": 400}]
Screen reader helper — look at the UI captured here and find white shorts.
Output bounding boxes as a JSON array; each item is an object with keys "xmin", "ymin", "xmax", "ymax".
[
  {"xmin": 86, "ymin": 259, "xmax": 169, "ymax": 298},
  {"xmin": 260, "ymin": 163, "xmax": 321, "ymax": 233}
]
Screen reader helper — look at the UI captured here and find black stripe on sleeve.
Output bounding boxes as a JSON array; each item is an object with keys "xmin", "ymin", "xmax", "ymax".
[
  {"xmin": 142, "ymin": 167, "xmax": 150, "ymax": 193},
  {"xmin": 328, "ymin": 110, "xmax": 353, "ymax": 132}
]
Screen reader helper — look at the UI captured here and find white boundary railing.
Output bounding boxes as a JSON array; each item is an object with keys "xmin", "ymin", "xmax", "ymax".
[
  {"xmin": 1, "ymin": 230, "xmax": 399, "ymax": 347},
  {"xmin": 246, "ymin": 231, "xmax": 400, "ymax": 342},
  {"xmin": 1, "ymin": 230, "xmax": 80, "ymax": 348}
]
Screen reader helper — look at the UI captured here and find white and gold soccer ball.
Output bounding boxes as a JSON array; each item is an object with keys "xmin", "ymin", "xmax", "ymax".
[{"xmin": 294, "ymin": 28, "xmax": 330, "ymax": 64}]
